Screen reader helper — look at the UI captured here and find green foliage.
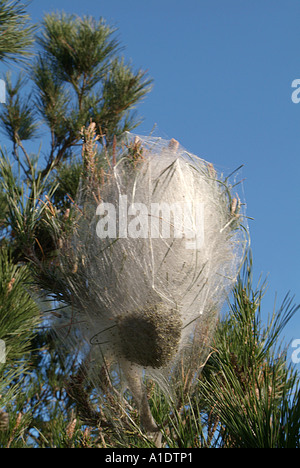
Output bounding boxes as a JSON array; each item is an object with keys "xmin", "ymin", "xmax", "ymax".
[
  {"xmin": 45, "ymin": 160, "xmax": 83, "ymax": 210},
  {"xmin": 99, "ymin": 57, "xmax": 152, "ymax": 141},
  {"xmin": 37, "ymin": 13, "xmax": 119, "ymax": 91},
  {"xmin": 0, "ymin": 11, "xmax": 152, "ymax": 203},
  {"xmin": 0, "ymin": 72, "xmax": 38, "ymax": 144},
  {"xmin": 30, "ymin": 12, "xmax": 152, "ymax": 175},
  {"xmin": 199, "ymin": 257, "xmax": 300, "ymax": 448},
  {"xmin": 0, "ymin": 0, "xmax": 35, "ymax": 63},
  {"xmin": 0, "ymin": 148, "xmax": 57, "ymax": 261},
  {"xmin": 0, "ymin": 246, "xmax": 40, "ymax": 446},
  {"xmin": 0, "ymin": 247, "xmax": 39, "ymax": 371}
]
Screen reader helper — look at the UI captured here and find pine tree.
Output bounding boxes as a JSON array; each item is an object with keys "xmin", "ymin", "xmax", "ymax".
[{"xmin": 0, "ymin": 8, "xmax": 299, "ymax": 449}]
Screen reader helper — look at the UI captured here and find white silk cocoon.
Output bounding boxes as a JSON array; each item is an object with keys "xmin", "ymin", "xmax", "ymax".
[{"xmin": 54, "ymin": 132, "xmax": 249, "ymax": 409}]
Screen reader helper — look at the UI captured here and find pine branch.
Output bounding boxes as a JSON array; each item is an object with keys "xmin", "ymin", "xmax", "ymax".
[
  {"xmin": 199, "ymin": 254, "xmax": 300, "ymax": 448},
  {"xmin": 0, "ymin": 0, "xmax": 36, "ymax": 63}
]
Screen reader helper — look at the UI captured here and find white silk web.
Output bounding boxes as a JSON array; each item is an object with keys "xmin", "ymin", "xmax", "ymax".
[{"xmin": 50, "ymin": 128, "xmax": 249, "ymax": 443}]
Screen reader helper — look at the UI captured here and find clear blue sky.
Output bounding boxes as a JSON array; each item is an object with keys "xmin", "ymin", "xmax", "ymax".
[{"xmin": 2, "ymin": 0, "xmax": 300, "ymax": 360}]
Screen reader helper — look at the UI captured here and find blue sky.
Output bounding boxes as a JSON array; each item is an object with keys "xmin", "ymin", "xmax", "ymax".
[{"xmin": 2, "ymin": 0, "xmax": 300, "ymax": 360}]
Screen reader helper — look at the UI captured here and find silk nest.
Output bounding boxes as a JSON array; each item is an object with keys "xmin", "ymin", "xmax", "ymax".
[{"xmin": 49, "ymin": 126, "xmax": 249, "ymax": 440}]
